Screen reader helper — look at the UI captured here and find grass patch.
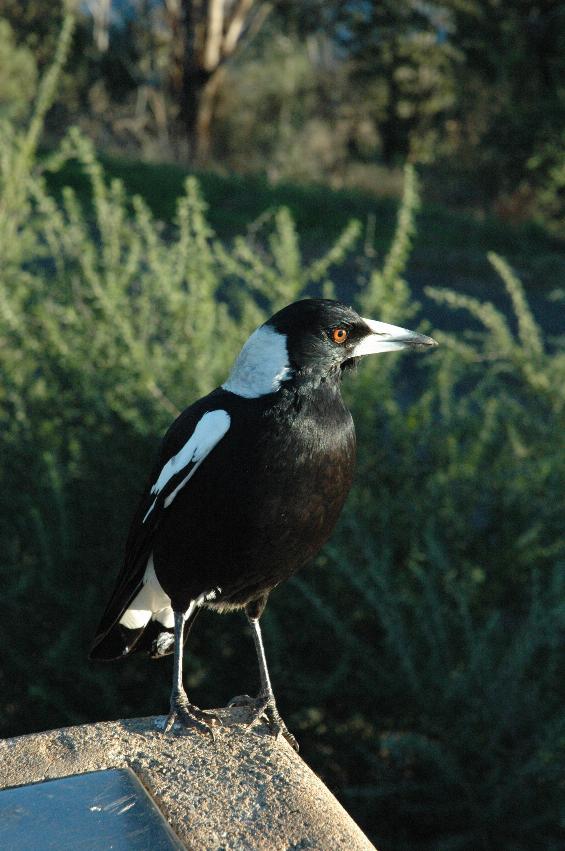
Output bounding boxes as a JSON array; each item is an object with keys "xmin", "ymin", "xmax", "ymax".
[{"xmin": 43, "ymin": 154, "xmax": 565, "ymax": 297}]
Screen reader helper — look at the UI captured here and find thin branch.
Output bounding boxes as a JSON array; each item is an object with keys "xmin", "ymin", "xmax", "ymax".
[
  {"xmin": 203, "ymin": 0, "xmax": 225, "ymax": 70},
  {"xmin": 147, "ymin": 381, "xmax": 181, "ymax": 418},
  {"xmin": 243, "ymin": 1, "xmax": 273, "ymax": 48},
  {"xmin": 223, "ymin": 0, "xmax": 256, "ymax": 58}
]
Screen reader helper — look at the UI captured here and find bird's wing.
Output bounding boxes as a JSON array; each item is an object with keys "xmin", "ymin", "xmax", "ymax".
[
  {"xmin": 90, "ymin": 403, "xmax": 231, "ymax": 651},
  {"xmin": 138, "ymin": 407, "xmax": 232, "ymax": 527}
]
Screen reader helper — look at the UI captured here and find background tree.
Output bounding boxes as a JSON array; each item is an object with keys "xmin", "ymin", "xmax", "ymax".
[
  {"xmin": 166, "ymin": 0, "xmax": 272, "ymax": 161},
  {"xmin": 85, "ymin": 0, "xmax": 112, "ymax": 53},
  {"xmin": 445, "ymin": 0, "xmax": 565, "ymax": 216},
  {"xmin": 2, "ymin": 1, "xmax": 565, "ymax": 240}
]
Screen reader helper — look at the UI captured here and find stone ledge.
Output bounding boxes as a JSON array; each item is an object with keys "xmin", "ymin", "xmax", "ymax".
[{"xmin": 0, "ymin": 711, "xmax": 376, "ymax": 851}]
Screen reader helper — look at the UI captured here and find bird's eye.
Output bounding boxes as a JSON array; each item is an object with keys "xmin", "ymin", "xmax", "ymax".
[{"xmin": 331, "ymin": 327, "xmax": 349, "ymax": 344}]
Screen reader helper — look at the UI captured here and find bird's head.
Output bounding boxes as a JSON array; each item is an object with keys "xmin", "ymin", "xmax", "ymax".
[{"xmin": 223, "ymin": 298, "xmax": 437, "ymax": 399}]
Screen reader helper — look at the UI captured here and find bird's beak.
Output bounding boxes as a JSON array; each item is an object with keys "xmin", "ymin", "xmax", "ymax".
[{"xmin": 352, "ymin": 318, "xmax": 438, "ymax": 356}]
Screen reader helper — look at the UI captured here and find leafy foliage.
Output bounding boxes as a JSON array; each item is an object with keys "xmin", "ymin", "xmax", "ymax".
[
  {"xmin": 0, "ymin": 19, "xmax": 564, "ymax": 850},
  {"xmin": 292, "ymin": 215, "xmax": 565, "ymax": 848},
  {"xmin": 0, "ymin": 19, "xmax": 38, "ymax": 122}
]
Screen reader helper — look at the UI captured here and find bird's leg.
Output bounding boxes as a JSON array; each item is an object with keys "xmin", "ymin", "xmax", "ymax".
[
  {"xmin": 164, "ymin": 608, "xmax": 218, "ymax": 737},
  {"xmin": 245, "ymin": 614, "xmax": 299, "ymax": 751},
  {"xmin": 229, "ymin": 598, "xmax": 298, "ymax": 751}
]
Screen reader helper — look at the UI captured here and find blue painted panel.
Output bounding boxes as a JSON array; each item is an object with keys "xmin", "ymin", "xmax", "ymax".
[{"xmin": 0, "ymin": 767, "xmax": 186, "ymax": 850}]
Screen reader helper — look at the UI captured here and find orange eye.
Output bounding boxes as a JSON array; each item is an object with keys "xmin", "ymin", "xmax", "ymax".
[{"xmin": 331, "ymin": 327, "xmax": 348, "ymax": 344}]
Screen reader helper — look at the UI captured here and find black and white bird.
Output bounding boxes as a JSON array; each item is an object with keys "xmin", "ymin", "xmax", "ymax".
[{"xmin": 90, "ymin": 299, "xmax": 436, "ymax": 748}]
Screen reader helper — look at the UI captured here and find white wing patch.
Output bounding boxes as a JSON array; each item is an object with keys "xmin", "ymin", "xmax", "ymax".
[
  {"xmin": 143, "ymin": 409, "xmax": 230, "ymax": 522},
  {"xmin": 119, "ymin": 554, "xmax": 174, "ymax": 629},
  {"xmin": 222, "ymin": 325, "xmax": 292, "ymax": 399},
  {"xmin": 119, "ymin": 555, "xmax": 224, "ymax": 631}
]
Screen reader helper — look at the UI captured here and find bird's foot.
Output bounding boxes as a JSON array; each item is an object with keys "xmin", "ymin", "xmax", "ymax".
[
  {"xmin": 227, "ymin": 693, "xmax": 299, "ymax": 751},
  {"xmin": 227, "ymin": 693, "xmax": 260, "ymax": 710},
  {"xmin": 164, "ymin": 690, "xmax": 219, "ymax": 741}
]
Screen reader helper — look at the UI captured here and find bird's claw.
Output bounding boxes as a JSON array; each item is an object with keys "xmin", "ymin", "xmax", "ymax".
[
  {"xmin": 267, "ymin": 713, "xmax": 299, "ymax": 752},
  {"xmin": 165, "ymin": 692, "xmax": 219, "ymax": 742},
  {"xmin": 227, "ymin": 693, "xmax": 260, "ymax": 709},
  {"xmin": 227, "ymin": 693, "xmax": 299, "ymax": 751}
]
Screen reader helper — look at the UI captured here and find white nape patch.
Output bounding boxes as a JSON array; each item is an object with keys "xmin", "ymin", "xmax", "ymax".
[
  {"xmin": 222, "ymin": 325, "xmax": 292, "ymax": 399},
  {"xmin": 143, "ymin": 409, "xmax": 231, "ymax": 521},
  {"xmin": 353, "ymin": 317, "xmax": 435, "ymax": 356},
  {"xmin": 119, "ymin": 555, "xmax": 175, "ymax": 630}
]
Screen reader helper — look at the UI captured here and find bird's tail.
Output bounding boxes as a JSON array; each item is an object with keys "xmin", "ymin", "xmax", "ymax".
[
  {"xmin": 89, "ymin": 552, "xmax": 181, "ymax": 661},
  {"xmin": 89, "ymin": 619, "xmax": 176, "ymax": 661}
]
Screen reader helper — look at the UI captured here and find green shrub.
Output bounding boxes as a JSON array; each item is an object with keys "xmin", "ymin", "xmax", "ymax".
[
  {"xmin": 0, "ymin": 19, "xmax": 38, "ymax": 123},
  {"xmin": 528, "ymin": 134, "xmax": 565, "ymax": 237},
  {"xmin": 286, "ymin": 235, "xmax": 565, "ymax": 848},
  {"xmin": 0, "ymin": 16, "xmax": 563, "ymax": 850}
]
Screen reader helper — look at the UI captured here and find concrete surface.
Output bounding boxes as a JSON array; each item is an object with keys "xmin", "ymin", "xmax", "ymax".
[{"xmin": 0, "ymin": 711, "xmax": 376, "ymax": 851}]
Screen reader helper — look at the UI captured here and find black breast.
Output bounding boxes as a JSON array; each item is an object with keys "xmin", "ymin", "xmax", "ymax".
[{"xmin": 153, "ymin": 381, "xmax": 356, "ymax": 611}]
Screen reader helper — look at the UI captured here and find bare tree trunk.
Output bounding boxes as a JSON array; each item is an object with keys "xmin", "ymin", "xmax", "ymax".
[
  {"xmin": 193, "ymin": 65, "xmax": 226, "ymax": 161},
  {"xmin": 167, "ymin": 0, "xmax": 270, "ymax": 164},
  {"xmin": 86, "ymin": 0, "xmax": 112, "ymax": 52},
  {"xmin": 179, "ymin": 0, "xmax": 209, "ymax": 162}
]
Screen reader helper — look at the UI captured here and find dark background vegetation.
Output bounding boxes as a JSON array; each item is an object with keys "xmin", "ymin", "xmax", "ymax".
[{"xmin": 0, "ymin": 4, "xmax": 564, "ymax": 850}]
